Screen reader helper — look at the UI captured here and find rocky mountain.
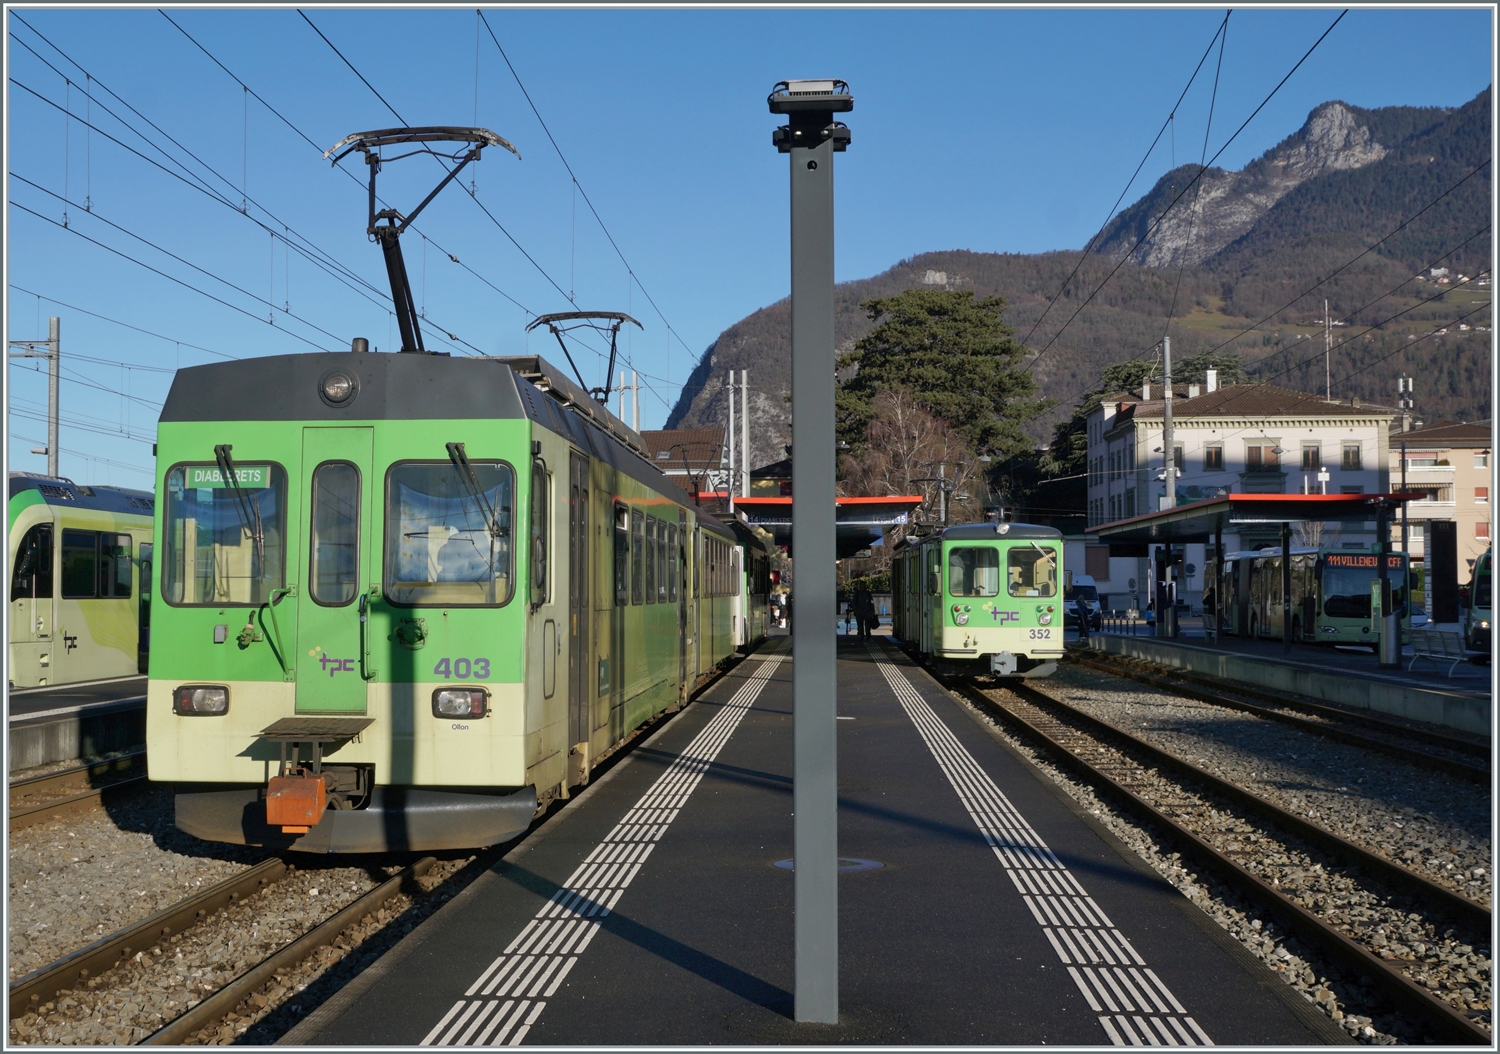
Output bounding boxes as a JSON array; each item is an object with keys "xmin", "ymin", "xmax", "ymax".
[{"xmin": 666, "ymin": 90, "xmax": 1491, "ymax": 458}]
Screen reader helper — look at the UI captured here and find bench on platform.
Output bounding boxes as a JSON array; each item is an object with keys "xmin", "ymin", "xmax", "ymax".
[{"xmin": 1408, "ymin": 630, "xmax": 1470, "ymax": 677}]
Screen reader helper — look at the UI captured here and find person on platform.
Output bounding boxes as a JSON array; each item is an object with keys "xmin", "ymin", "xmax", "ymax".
[{"xmin": 852, "ymin": 585, "xmax": 876, "ymax": 640}]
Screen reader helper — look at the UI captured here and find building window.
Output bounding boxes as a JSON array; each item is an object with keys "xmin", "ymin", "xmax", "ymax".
[
  {"xmin": 1246, "ymin": 442, "xmax": 1280, "ymax": 470},
  {"xmin": 1301, "ymin": 444, "xmax": 1321, "ymax": 470},
  {"xmin": 1408, "ymin": 523, "xmax": 1425, "ymax": 540},
  {"xmin": 1477, "ymin": 487, "xmax": 1489, "ymax": 505},
  {"xmin": 1203, "ymin": 444, "xmax": 1223, "ymax": 470},
  {"xmin": 1125, "ymin": 489, "xmax": 1136, "ymax": 518},
  {"xmin": 1340, "ymin": 485, "xmax": 1365, "ymax": 495},
  {"xmin": 1478, "ymin": 521, "xmax": 1491, "ymax": 540},
  {"xmin": 1341, "ymin": 442, "xmax": 1362, "ymax": 470},
  {"xmin": 1173, "ymin": 445, "xmax": 1184, "ymax": 471},
  {"xmin": 1476, "ymin": 452, "xmax": 1490, "ymax": 469}
]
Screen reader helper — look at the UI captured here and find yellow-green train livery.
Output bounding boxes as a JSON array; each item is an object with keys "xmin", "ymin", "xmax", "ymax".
[
  {"xmin": 8, "ymin": 474, "xmax": 155, "ymax": 688},
  {"xmin": 147, "ymin": 352, "xmax": 767, "ymax": 853},
  {"xmin": 891, "ymin": 523, "xmax": 1065, "ymax": 677}
]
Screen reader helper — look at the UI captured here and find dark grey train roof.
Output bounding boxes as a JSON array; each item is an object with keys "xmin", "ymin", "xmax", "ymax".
[
  {"xmin": 159, "ymin": 352, "xmax": 735, "ymax": 543},
  {"xmin": 8, "ymin": 474, "xmax": 155, "ymax": 515},
  {"xmin": 892, "ymin": 522, "xmax": 1062, "ymax": 550}
]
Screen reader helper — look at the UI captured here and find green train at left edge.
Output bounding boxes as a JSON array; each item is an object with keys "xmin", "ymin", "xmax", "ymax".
[{"xmin": 147, "ymin": 351, "xmax": 770, "ymax": 853}]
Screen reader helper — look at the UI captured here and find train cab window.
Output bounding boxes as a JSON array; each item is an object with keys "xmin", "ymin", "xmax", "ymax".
[
  {"xmin": 383, "ymin": 461, "xmax": 514, "ymax": 606},
  {"xmin": 62, "ymin": 530, "xmax": 98, "ymax": 598},
  {"xmin": 164, "ymin": 463, "xmax": 287, "ymax": 606},
  {"xmin": 10, "ymin": 523, "xmax": 53, "ymax": 601},
  {"xmin": 631, "ymin": 509, "xmax": 645, "ymax": 605},
  {"xmin": 309, "ymin": 462, "xmax": 360, "ymax": 606},
  {"xmin": 529, "ymin": 461, "xmax": 549, "ymax": 607},
  {"xmin": 104, "ymin": 534, "xmax": 133, "ymax": 598},
  {"xmin": 948, "ymin": 547, "xmax": 1000, "ymax": 597},
  {"xmin": 614, "ymin": 504, "xmax": 630, "ymax": 606},
  {"xmin": 1007, "ymin": 545, "xmax": 1058, "ymax": 598}
]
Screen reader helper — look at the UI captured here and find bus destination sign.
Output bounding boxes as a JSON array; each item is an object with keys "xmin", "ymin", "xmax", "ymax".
[{"xmin": 1323, "ymin": 553, "xmax": 1403, "ymax": 569}]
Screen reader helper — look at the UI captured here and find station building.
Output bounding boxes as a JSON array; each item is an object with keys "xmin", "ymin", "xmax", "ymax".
[{"xmin": 1080, "ymin": 371, "xmax": 1397, "ymax": 611}]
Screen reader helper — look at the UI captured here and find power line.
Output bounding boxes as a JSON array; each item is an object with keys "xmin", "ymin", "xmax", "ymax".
[
  {"xmin": 8, "ymin": 431, "xmax": 154, "ymax": 474},
  {"xmin": 477, "ymin": 10, "xmax": 700, "ymax": 370},
  {"xmin": 1019, "ymin": 10, "xmax": 1231, "ymax": 350},
  {"xmin": 9, "ymin": 283, "xmax": 239, "ymax": 360},
  {"xmin": 1024, "ymin": 8, "xmax": 1348, "ymax": 376}
]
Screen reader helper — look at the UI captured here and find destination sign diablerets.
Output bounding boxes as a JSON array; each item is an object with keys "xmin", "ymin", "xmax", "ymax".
[{"xmin": 188, "ymin": 465, "xmax": 269, "ymax": 488}]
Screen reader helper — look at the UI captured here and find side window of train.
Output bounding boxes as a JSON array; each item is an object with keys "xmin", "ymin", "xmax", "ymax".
[
  {"xmin": 657, "ymin": 521, "xmax": 669, "ymax": 603},
  {"xmin": 107, "ymin": 534, "xmax": 133, "ymax": 598},
  {"xmin": 10, "ymin": 523, "xmax": 54, "ymax": 601},
  {"xmin": 530, "ymin": 460, "xmax": 548, "ymax": 607},
  {"xmin": 138, "ymin": 543, "xmax": 153, "ymax": 632},
  {"xmin": 62, "ymin": 529, "xmax": 99, "ymax": 599},
  {"xmin": 309, "ymin": 462, "xmax": 360, "ymax": 607},
  {"xmin": 644, "ymin": 515, "xmax": 658, "ymax": 604},
  {"xmin": 667, "ymin": 524, "xmax": 679, "ymax": 603},
  {"xmin": 631, "ymin": 508, "xmax": 645, "ymax": 605},
  {"xmin": 614, "ymin": 504, "xmax": 629, "ymax": 606}
]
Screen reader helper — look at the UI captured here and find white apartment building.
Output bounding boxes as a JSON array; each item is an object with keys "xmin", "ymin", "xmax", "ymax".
[
  {"xmin": 1386, "ymin": 420, "xmax": 1493, "ymax": 573},
  {"xmin": 1079, "ymin": 371, "xmax": 1395, "ymax": 610}
]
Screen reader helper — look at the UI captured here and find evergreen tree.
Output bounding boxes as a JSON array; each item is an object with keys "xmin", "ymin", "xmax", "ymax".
[{"xmin": 837, "ymin": 289, "xmax": 1050, "ymax": 458}]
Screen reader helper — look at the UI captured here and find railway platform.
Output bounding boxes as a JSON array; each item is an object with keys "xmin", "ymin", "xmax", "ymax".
[
  {"xmin": 7, "ymin": 676, "xmax": 147, "ymax": 772},
  {"xmin": 1077, "ymin": 627, "xmax": 1490, "ymax": 736},
  {"xmin": 286, "ymin": 638, "xmax": 1345, "ymax": 1046}
]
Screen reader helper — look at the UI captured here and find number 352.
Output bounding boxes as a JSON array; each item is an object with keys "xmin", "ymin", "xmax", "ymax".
[
  {"xmin": 435, "ymin": 657, "xmax": 490, "ymax": 679},
  {"xmin": 1028, "ymin": 628, "xmax": 1053, "ymax": 639}
]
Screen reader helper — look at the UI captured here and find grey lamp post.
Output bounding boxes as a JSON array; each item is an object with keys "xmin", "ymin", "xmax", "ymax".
[{"xmin": 770, "ymin": 77, "xmax": 851, "ymax": 1026}]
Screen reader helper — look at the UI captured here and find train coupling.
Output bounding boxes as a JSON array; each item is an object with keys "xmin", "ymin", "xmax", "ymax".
[{"xmin": 265, "ymin": 771, "xmax": 326, "ymax": 834}]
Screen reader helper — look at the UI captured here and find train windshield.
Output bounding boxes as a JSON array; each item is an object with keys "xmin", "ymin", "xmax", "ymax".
[
  {"xmin": 948, "ymin": 547, "xmax": 999, "ymax": 596},
  {"xmin": 385, "ymin": 461, "xmax": 514, "ymax": 606},
  {"xmin": 163, "ymin": 463, "xmax": 287, "ymax": 605},
  {"xmin": 1008, "ymin": 544, "xmax": 1058, "ymax": 598}
]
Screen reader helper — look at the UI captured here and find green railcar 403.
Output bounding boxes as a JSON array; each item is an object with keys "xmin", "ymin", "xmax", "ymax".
[
  {"xmin": 890, "ymin": 523, "xmax": 1066, "ymax": 678},
  {"xmin": 148, "ymin": 351, "xmax": 767, "ymax": 853}
]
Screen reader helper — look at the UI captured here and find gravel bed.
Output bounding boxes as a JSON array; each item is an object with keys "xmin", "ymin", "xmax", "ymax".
[
  {"xmin": 8, "ymin": 781, "xmax": 483, "ymax": 1046},
  {"xmin": 8, "ymin": 785, "xmax": 266, "ymax": 981},
  {"xmin": 1049, "ymin": 664, "xmax": 1493, "ymax": 905},
  {"xmin": 955, "ymin": 684, "xmax": 1490, "ymax": 1045}
]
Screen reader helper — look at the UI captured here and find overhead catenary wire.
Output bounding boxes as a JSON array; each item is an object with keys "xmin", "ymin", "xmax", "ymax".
[
  {"xmin": 9, "ymin": 283, "xmax": 239, "ymax": 361},
  {"xmin": 1024, "ymin": 8, "xmax": 1348, "ymax": 377},
  {"xmin": 1019, "ymin": 9, "xmax": 1232, "ymax": 351}
]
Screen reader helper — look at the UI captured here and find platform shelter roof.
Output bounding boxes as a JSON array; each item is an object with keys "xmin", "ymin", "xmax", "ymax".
[
  {"xmin": 734, "ymin": 495, "xmax": 924, "ymax": 557},
  {"xmin": 1091, "ymin": 492, "xmax": 1423, "ymax": 544}
]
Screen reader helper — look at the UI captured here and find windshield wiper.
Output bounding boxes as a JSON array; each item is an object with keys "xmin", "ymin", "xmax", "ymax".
[
  {"xmin": 446, "ymin": 443, "xmax": 504, "ymax": 540},
  {"xmin": 214, "ymin": 444, "xmax": 265, "ymax": 571}
]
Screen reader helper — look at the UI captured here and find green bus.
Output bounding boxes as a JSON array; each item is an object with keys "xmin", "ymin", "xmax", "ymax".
[
  {"xmin": 1464, "ymin": 549, "xmax": 1490, "ymax": 660},
  {"xmin": 1216, "ymin": 547, "xmax": 1413, "ymax": 647}
]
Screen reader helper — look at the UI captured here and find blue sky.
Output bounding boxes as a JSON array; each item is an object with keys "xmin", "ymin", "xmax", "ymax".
[{"xmin": 5, "ymin": 6, "xmax": 1493, "ymax": 487}]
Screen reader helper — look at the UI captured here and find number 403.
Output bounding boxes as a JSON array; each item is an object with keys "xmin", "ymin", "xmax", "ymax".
[{"xmin": 435, "ymin": 657, "xmax": 490, "ymax": 679}]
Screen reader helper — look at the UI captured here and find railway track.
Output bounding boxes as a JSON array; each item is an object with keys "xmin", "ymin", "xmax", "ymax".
[
  {"xmin": 1069, "ymin": 651, "xmax": 1490, "ymax": 780},
  {"xmin": 9, "ymin": 752, "xmax": 149, "ymax": 832},
  {"xmin": 949, "ymin": 674, "xmax": 1491, "ymax": 1045}
]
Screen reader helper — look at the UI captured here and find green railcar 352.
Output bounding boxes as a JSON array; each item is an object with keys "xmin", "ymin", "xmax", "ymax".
[
  {"xmin": 148, "ymin": 351, "xmax": 761, "ymax": 853},
  {"xmin": 890, "ymin": 523, "xmax": 1066, "ymax": 678}
]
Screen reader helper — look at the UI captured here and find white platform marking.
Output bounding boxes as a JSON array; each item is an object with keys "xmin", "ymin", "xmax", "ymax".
[
  {"xmin": 866, "ymin": 645, "xmax": 1210, "ymax": 1047},
  {"xmin": 422, "ymin": 644, "xmax": 788, "ymax": 1045}
]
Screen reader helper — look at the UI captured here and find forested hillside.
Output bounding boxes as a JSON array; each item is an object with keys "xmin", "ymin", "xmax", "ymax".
[{"xmin": 666, "ymin": 88, "xmax": 1491, "ymax": 462}]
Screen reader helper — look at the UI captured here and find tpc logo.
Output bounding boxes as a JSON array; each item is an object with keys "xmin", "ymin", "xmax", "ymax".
[
  {"xmin": 983, "ymin": 604, "xmax": 1020, "ymax": 625},
  {"xmin": 319, "ymin": 653, "xmax": 356, "ymax": 677}
]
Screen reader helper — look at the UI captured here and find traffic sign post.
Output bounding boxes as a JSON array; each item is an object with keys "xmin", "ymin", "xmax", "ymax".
[{"xmin": 770, "ymin": 78, "xmax": 851, "ymax": 1026}]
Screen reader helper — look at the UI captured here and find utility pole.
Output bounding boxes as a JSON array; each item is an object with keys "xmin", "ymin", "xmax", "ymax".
[
  {"xmin": 1400, "ymin": 440, "xmax": 1409, "ymax": 558},
  {"xmin": 1324, "ymin": 299, "xmax": 1332, "ymax": 400},
  {"xmin": 1162, "ymin": 336, "xmax": 1175, "ymax": 510},
  {"xmin": 9, "ymin": 316, "xmax": 60, "ymax": 478},
  {"xmin": 618, "ymin": 371, "xmax": 627, "ymax": 423},
  {"xmin": 631, "ymin": 370, "xmax": 640, "ymax": 433},
  {"xmin": 741, "ymin": 369, "xmax": 751, "ymax": 498},
  {"xmin": 726, "ymin": 371, "xmax": 736, "ymax": 512},
  {"xmin": 771, "ymin": 76, "xmax": 851, "ymax": 1026}
]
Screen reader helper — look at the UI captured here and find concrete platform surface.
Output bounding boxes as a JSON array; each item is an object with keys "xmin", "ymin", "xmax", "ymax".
[
  {"xmin": 7, "ymin": 675, "xmax": 147, "ymax": 719},
  {"xmin": 287, "ymin": 639, "xmax": 1345, "ymax": 1047}
]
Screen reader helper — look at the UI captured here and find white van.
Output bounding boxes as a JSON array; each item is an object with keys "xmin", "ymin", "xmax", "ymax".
[{"xmin": 1066, "ymin": 574, "xmax": 1102, "ymax": 630}]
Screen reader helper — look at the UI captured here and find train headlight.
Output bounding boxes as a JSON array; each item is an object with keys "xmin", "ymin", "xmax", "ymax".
[
  {"xmin": 1480, "ymin": 620, "xmax": 1491, "ymax": 630},
  {"xmin": 173, "ymin": 685, "xmax": 229, "ymax": 715},
  {"xmin": 318, "ymin": 369, "xmax": 359, "ymax": 407},
  {"xmin": 432, "ymin": 688, "xmax": 488, "ymax": 718},
  {"xmin": 952, "ymin": 605, "xmax": 969, "ymax": 626}
]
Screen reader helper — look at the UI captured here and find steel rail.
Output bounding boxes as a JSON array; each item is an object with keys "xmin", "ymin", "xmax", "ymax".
[
  {"xmin": 9, "ymin": 752, "xmax": 150, "ymax": 832},
  {"xmin": 141, "ymin": 857, "xmax": 435, "ymax": 1045},
  {"xmin": 956, "ymin": 678, "xmax": 1491, "ymax": 1045},
  {"xmin": 8, "ymin": 857, "xmax": 287, "ymax": 1019},
  {"xmin": 1069, "ymin": 652, "xmax": 1490, "ymax": 779}
]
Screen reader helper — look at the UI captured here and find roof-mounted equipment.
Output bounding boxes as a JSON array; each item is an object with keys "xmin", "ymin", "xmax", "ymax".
[
  {"xmin": 523, "ymin": 311, "xmax": 643, "ymax": 404},
  {"xmin": 324, "ymin": 127, "xmax": 519, "ymax": 354}
]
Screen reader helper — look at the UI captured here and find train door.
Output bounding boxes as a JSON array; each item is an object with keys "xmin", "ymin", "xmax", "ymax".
[
  {"xmin": 676, "ymin": 510, "xmax": 688, "ymax": 701},
  {"xmin": 137, "ymin": 542, "xmax": 153, "ymax": 673},
  {"xmin": 567, "ymin": 452, "xmax": 590, "ymax": 785},
  {"xmin": 8, "ymin": 520, "xmax": 55, "ymax": 685},
  {"xmin": 295, "ymin": 427, "xmax": 373, "ymax": 714}
]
